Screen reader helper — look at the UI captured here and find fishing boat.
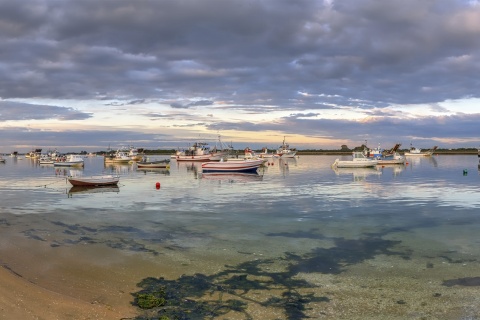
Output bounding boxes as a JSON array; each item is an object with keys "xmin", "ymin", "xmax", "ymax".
[
  {"xmin": 201, "ymin": 158, "xmax": 264, "ymax": 173},
  {"xmin": 136, "ymin": 159, "xmax": 170, "ymax": 168},
  {"xmin": 404, "ymin": 145, "xmax": 437, "ymax": 156},
  {"xmin": 258, "ymin": 147, "xmax": 277, "ymax": 158},
  {"xmin": 128, "ymin": 146, "xmax": 144, "ymax": 161},
  {"xmin": 276, "ymin": 137, "xmax": 297, "ymax": 158},
  {"xmin": 67, "ymin": 175, "xmax": 120, "ymax": 187},
  {"xmin": 376, "ymin": 153, "xmax": 406, "ymax": 165},
  {"xmin": 104, "ymin": 149, "xmax": 131, "ymax": 163},
  {"xmin": 38, "ymin": 154, "xmax": 55, "ymax": 165},
  {"xmin": 53, "ymin": 154, "xmax": 85, "ymax": 167},
  {"xmin": 176, "ymin": 142, "xmax": 212, "ymax": 161},
  {"xmin": 332, "ymin": 152, "xmax": 378, "ymax": 168}
]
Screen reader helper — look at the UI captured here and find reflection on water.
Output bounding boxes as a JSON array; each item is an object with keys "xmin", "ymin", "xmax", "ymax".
[
  {"xmin": 200, "ymin": 172, "xmax": 263, "ymax": 182},
  {"xmin": 68, "ymin": 185, "xmax": 120, "ymax": 196},
  {"xmin": 332, "ymin": 166, "xmax": 382, "ymax": 181},
  {"xmin": 1, "ymin": 154, "xmax": 480, "ymax": 318}
]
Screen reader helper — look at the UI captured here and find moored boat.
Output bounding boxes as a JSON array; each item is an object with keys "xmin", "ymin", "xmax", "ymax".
[
  {"xmin": 276, "ymin": 137, "xmax": 297, "ymax": 158},
  {"xmin": 332, "ymin": 151, "xmax": 378, "ymax": 168},
  {"xmin": 176, "ymin": 142, "xmax": 212, "ymax": 161},
  {"xmin": 136, "ymin": 159, "xmax": 170, "ymax": 168},
  {"xmin": 53, "ymin": 154, "xmax": 85, "ymax": 167},
  {"xmin": 67, "ymin": 174, "xmax": 120, "ymax": 187},
  {"xmin": 404, "ymin": 145, "xmax": 437, "ymax": 156},
  {"xmin": 376, "ymin": 152, "xmax": 406, "ymax": 165},
  {"xmin": 104, "ymin": 149, "xmax": 131, "ymax": 163},
  {"xmin": 201, "ymin": 158, "xmax": 264, "ymax": 173}
]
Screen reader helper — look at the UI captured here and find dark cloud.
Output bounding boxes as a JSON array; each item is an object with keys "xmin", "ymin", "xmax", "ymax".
[
  {"xmin": 0, "ymin": 101, "xmax": 92, "ymax": 121},
  {"xmin": 0, "ymin": 0, "xmax": 479, "ymax": 149}
]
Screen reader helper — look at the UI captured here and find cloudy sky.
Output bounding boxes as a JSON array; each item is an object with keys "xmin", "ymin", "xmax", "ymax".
[{"xmin": 1, "ymin": 0, "xmax": 480, "ymax": 152}]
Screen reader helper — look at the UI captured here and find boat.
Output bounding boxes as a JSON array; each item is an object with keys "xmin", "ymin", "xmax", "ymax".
[
  {"xmin": 332, "ymin": 151, "xmax": 379, "ymax": 168},
  {"xmin": 136, "ymin": 159, "xmax": 170, "ymax": 168},
  {"xmin": 53, "ymin": 154, "xmax": 85, "ymax": 167},
  {"xmin": 365, "ymin": 143, "xmax": 383, "ymax": 158},
  {"xmin": 128, "ymin": 146, "xmax": 144, "ymax": 161},
  {"xmin": 67, "ymin": 174, "xmax": 120, "ymax": 187},
  {"xmin": 208, "ymin": 135, "xmax": 234, "ymax": 161},
  {"xmin": 258, "ymin": 147, "xmax": 278, "ymax": 159},
  {"xmin": 276, "ymin": 137, "xmax": 297, "ymax": 158},
  {"xmin": 404, "ymin": 145, "xmax": 438, "ymax": 156},
  {"xmin": 377, "ymin": 153, "xmax": 406, "ymax": 165},
  {"xmin": 201, "ymin": 158, "xmax": 265, "ymax": 173},
  {"xmin": 26, "ymin": 148, "xmax": 42, "ymax": 158},
  {"xmin": 10, "ymin": 151, "xmax": 18, "ymax": 157},
  {"xmin": 0, "ymin": 156, "xmax": 5, "ymax": 163},
  {"xmin": 104, "ymin": 149, "xmax": 131, "ymax": 163},
  {"xmin": 365, "ymin": 143, "xmax": 402, "ymax": 159},
  {"xmin": 38, "ymin": 154, "xmax": 55, "ymax": 165},
  {"xmin": 176, "ymin": 142, "xmax": 212, "ymax": 161}
]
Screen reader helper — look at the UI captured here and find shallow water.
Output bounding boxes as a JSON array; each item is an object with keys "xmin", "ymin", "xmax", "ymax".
[{"xmin": 1, "ymin": 154, "xmax": 480, "ymax": 319}]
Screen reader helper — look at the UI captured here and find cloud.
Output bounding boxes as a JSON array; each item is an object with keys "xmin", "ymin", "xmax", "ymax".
[
  {"xmin": 0, "ymin": 101, "xmax": 92, "ymax": 121},
  {"xmin": 1, "ymin": 0, "xmax": 479, "ymax": 149}
]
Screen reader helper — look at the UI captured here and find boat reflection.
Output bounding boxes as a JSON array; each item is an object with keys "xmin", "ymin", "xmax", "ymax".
[
  {"xmin": 67, "ymin": 185, "xmax": 120, "ymax": 197},
  {"xmin": 377, "ymin": 164, "xmax": 405, "ymax": 176},
  {"xmin": 136, "ymin": 168, "xmax": 170, "ymax": 175},
  {"xmin": 200, "ymin": 172, "xmax": 264, "ymax": 182},
  {"xmin": 332, "ymin": 167, "xmax": 382, "ymax": 181},
  {"xmin": 104, "ymin": 163, "xmax": 133, "ymax": 174}
]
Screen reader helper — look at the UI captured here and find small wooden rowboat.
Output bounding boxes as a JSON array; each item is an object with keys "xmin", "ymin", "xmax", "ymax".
[{"xmin": 67, "ymin": 175, "xmax": 120, "ymax": 187}]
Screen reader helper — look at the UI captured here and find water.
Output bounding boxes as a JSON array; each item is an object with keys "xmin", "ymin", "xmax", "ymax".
[{"xmin": 1, "ymin": 155, "xmax": 480, "ymax": 319}]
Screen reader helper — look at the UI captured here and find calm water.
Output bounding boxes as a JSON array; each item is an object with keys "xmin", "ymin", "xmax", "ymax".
[{"xmin": 1, "ymin": 154, "xmax": 480, "ymax": 319}]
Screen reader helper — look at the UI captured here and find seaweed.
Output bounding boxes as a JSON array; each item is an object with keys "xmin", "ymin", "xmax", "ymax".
[{"xmin": 131, "ymin": 235, "xmax": 400, "ymax": 319}]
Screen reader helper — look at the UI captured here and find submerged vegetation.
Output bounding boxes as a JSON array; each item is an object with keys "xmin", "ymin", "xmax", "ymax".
[{"xmin": 130, "ymin": 235, "xmax": 402, "ymax": 319}]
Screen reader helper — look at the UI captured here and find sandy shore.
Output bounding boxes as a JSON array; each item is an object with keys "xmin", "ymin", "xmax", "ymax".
[{"xmin": 0, "ymin": 265, "xmax": 135, "ymax": 320}]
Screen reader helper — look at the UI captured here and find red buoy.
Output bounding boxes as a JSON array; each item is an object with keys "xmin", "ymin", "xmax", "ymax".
[{"xmin": 155, "ymin": 182, "xmax": 160, "ymax": 189}]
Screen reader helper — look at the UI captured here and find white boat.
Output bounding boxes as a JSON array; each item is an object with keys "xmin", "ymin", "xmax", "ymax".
[
  {"xmin": 377, "ymin": 152, "xmax": 406, "ymax": 165},
  {"xmin": 332, "ymin": 152, "xmax": 379, "ymax": 168},
  {"xmin": 0, "ymin": 156, "xmax": 5, "ymax": 163},
  {"xmin": 38, "ymin": 154, "xmax": 55, "ymax": 165},
  {"xmin": 258, "ymin": 147, "xmax": 277, "ymax": 158},
  {"xmin": 67, "ymin": 174, "xmax": 120, "ymax": 187},
  {"xmin": 404, "ymin": 145, "xmax": 437, "ymax": 156},
  {"xmin": 53, "ymin": 154, "xmax": 85, "ymax": 167},
  {"xmin": 128, "ymin": 146, "xmax": 144, "ymax": 161},
  {"xmin": 201, "ymin": 158, "xmax": 265, "ymax": 173},
  {"xmin": 276, "ymin": 137, "xmax": 297, "ymax": 158},
  {"xmin": 176, "ymin": 142, "xmax": 212, "ymax": 161},
  {"xmin": 104, "ymin": 149, "xmax": 131, "ymax": 163}
]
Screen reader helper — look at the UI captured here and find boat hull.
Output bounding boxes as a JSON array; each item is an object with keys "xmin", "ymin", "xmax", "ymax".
[
  {"xmin": 176, "ymin": 155, "xmax": 212, "ymax": 161},
  {"xmin": 201, "ymin": 159, "xmax": 264, "ymax": 173},
  {"xmin": 68, "ymin": 175, "xmax": 119, "ymax": 187}
]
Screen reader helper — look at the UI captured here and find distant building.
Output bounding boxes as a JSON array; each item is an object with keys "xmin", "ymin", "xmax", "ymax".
[{"xmin": 340, "ymin": 145, "xmax": 350, "ymax": 151}]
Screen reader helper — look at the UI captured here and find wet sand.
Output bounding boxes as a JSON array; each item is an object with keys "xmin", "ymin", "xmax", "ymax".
[{"xmin": 0, "ymin": 266, "xmax": 131, "ymax": 319}]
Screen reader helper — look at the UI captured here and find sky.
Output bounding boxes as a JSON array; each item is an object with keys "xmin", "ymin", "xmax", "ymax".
[{"xmin": 1, "ymin": 0, "xmax": 480, "ymax": 153}]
